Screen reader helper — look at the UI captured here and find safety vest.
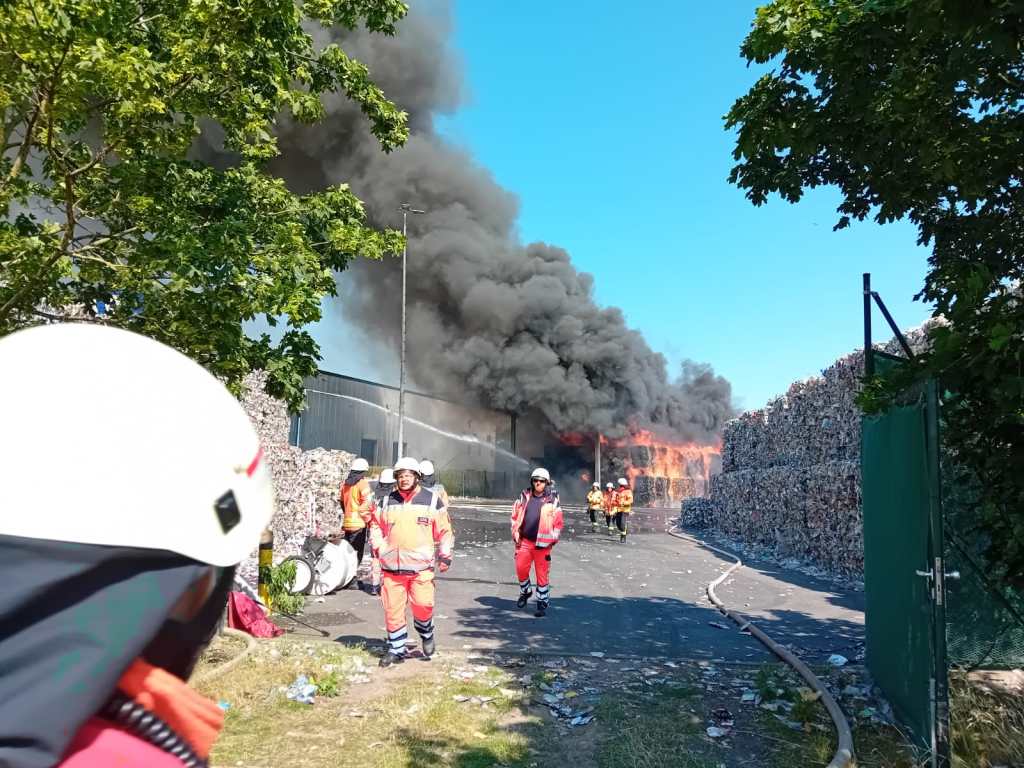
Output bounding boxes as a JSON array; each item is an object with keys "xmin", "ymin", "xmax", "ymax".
[
  {"xmin": 511, "ymin": 490, "xmax": 564, "ymax": 549},
  {"xmin": 603, "ymin": 490, "xmax": 618, "ymax": 514},
  {"xmin": 586, "ymin": 489, "xmax": 604, "ymax": 510},
  {"xmin": 370, "ymin": 487, "xmax": 454, "ymax": 573},
  {"xmin": 341, "ymin": 475, "xmax": 373, "ymax": 531},
  {"xmin": 617, "ymin": 487, "xmax": 634, "ymax": 513}
]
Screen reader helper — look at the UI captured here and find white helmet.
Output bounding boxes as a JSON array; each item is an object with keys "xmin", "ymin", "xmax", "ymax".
[
  {"xmin": 379, "ymin": 468, "xmax": 395, "ymax": 484},
  {"xmin": 0, "ymin": 324, "xmax": 274, "ymax": 567},
  {"xmin": 618, "ymin": 478, "xmax": 628, "ymax": 486},
  {"xmin": 351, "ymin": 457, "xmax": 370, "ymax": 472},
  {"xmin": 393, "ymin": 456, "xmax": 421, "ymax": 475},
  {"xmin": 531, "ymin": 467, "xmax": 550, "ymax": 482},
  {"xmin": 606, "ymin": 482, "xmax": 614, "ymax": 490},
  {"xmin": 419, "ymin": 460, "xmax": 435, "ymax": 476},
  {"xmin": 592, "ymin": 482, "xmax": 600, "ymax": 488}
]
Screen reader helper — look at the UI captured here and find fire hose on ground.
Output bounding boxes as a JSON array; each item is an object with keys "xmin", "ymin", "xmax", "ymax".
[{"xmin": 667, "ymin": 525, "xmax": 856, "ymax": 768}]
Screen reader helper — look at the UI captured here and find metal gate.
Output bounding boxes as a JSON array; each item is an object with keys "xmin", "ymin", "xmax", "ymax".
[{"xmin": 861, "ymin": 275, "xmax": 950, "ymax": 765}]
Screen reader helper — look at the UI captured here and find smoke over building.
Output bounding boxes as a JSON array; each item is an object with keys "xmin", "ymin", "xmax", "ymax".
[{"xmin": 256, "ymin": 3, "xmax": 733, "ymax": 475}]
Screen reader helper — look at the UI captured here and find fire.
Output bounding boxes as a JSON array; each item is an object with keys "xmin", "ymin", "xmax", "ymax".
[
  {"xmin": 556, "ymin": 428, "xmax": 721, "ymax": 508},
  {"xmin": 609, "ymin": 429, "xmax": 721, "ymax": 507}
]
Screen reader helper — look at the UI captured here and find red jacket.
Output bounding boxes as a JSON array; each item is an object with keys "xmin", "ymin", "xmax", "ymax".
[
  {"xmin": 61, "ymin": 718, "xmax": 187, "ymax": 767},
  {"xmin": 511, "ymin": 489, "xmax": 564, "ymax": 548}
]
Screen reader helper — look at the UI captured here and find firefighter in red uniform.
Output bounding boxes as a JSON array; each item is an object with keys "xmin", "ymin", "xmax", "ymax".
[
  {"xmin": 511, "ymin": 468, "xmax": 564, "ymax": 617},
  {"xmin": 615, "ymin": 477, "xmax": 633, "ymax": 542},
  {"xmin": 370, "ymin": 457, "xmax": 454, "ymax": 667},
  {"xmin": 603, "ymin": 481, "xmax": 617, "ymax": 535}
]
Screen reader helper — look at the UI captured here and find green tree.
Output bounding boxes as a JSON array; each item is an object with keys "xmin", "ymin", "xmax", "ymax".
[
  {"xmin": 0, "ymin": 0, "xmax": 408, "ymax": 408},
  {"xmin": 726, "ymin": 1, "xmax": 1024, "ymax": 581}
]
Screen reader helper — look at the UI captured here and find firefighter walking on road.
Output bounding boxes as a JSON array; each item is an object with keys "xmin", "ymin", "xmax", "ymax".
[
  {"xmin": 603, "ymin": 481, "xmax": 617, "ymax": 535},
  {"xmin": 340, "ymin": 457, "xmax": 374, "ymax": 589},
  {"xmin": 511, "ymin": 468, "xmax": 564, "ymax": 617},
  {"xmin": 614, "ymin": 477, "xmax": 633, "ymax": 542},
  {"xmin": 370, "ymin": 457, "xmax": 454, "ymax": 667},
  {"xmin": 586, "ymin": 482, "xmax": 604, "ymax": 531}
]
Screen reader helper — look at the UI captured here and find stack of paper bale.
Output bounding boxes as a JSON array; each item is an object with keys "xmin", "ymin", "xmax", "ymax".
[
  {"xmin": 692, "ymin": 325, "xmax": 934, "ymax": 579},
  {"xmin": 239, "ymin": 372, "xmax": 354, "ymax": 579}
]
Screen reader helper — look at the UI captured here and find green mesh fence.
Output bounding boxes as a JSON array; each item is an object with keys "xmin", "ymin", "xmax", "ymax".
[
  {"xmin": 862, "ymin": 399, "xmax": 937, "ymax": 749},
  {"xmin": 942, "ymin": 479, "xmax": 1024, "ymax": 670}
]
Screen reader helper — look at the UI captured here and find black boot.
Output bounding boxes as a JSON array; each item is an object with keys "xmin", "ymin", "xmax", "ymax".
[
  {"xmin": 421, "ymin": 635, "xmax": 435, "ymax": 658},
  {"xmin": 517, "ymin": 589, "xmax": 532, "ymax": 608},
  {"xmin": 535, "ymin": 602, "xmax": 547, "ymax": 618},
  {"xmin": 379, "ymin": 651, "xmax": 405, "ymax": 668}
]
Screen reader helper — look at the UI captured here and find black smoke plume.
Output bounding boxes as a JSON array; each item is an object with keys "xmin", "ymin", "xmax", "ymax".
[{"xmin": 267, "ymin": 3, "xmax": 734, "ymax": 443}]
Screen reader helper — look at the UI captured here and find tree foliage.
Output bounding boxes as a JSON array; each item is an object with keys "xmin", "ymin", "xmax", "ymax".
[
  {"xmin": 727, "ymin": 0, "xmax": 1024, "ymax": 581},
  {"xmin": 0, "ymin": 0, "xmax": 408, "ymax": 407}
]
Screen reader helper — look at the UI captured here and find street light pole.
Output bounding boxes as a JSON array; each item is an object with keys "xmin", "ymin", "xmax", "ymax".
[{"xmin": 397, "ymin": 203, "xmax": 425, "ymax": 461}]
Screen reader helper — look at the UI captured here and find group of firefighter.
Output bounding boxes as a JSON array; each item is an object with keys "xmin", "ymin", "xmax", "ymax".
[
  {"xmin": 338, "ymin": 456, "xmax": 628, "ymax": 667},
  {"xmin": 0, "ymin": 323, "xmax": 632, "ymax": 766},
  {"xmin": 586, "ymin": 478, "xmax": 634, "ymax": 542}
]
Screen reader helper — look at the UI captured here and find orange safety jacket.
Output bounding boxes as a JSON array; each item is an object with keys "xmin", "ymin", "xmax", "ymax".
[
  {"xmin": 369, "ymin": 486, "xmax": 454, "ymax": 573},
  {"xmin": 341, "ymin": 474, "xmax": 374, "ymax": 531},
  {"xmin": 603, "ymin": 489, "xmax": 618, "ymax": 514},
  {"xmin": 586, "ymin": 489, "xmax": 604, "ymax": 510},
  {"xmin": 511, "ymin": 489, "xmax": 564, "ymax": 549},
  {"xmin": 617, "ymin": 487, "xmax": 634, "ymax": 514}
]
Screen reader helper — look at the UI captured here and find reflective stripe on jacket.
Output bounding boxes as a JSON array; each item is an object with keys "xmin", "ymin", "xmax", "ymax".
[
  {"xmin": 586, "ymin": 489, "xmax": 604, "ymax": 510},
  {"xmin": 511, "ymin": 489, "xmax": 563, "ymax": 549},
  {"xmin": 341, "ymin": 477, "xmax": 373, "ymax": 530},
  {"xmin": 617, "ymin": 488, "xmax": 633, "ymax": 513},
  {"xmin": 370, "ymin": 486, "xmax": 454, "ymax": 573}
]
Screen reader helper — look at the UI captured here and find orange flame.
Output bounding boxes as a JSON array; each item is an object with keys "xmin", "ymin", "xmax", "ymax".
[{"xmin": 609, "ymin": 429, "xmax": 720, "ymax": 506}]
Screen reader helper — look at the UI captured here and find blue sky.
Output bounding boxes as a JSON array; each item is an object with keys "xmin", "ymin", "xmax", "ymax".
[{"xmin": 428, "ymin": 0, "xmax": 933, "ymax": 410}]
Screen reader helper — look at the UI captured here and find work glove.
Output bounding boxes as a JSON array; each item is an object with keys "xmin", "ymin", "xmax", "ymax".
[{"xmin": 437, "ymin": 556, "xmax": 452, "ymax": 573}]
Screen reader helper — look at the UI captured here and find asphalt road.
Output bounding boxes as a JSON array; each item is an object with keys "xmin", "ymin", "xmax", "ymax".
[{"xmin": 287, "ymin": 503, "xmax": 864, "ymax": 664}]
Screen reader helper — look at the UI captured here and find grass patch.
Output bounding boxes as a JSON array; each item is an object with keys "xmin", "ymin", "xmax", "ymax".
[
  {"xmin": 592, "ymin": 684, "xmax": 717, "ymax": 768},
  {"xmin": 195, "ymin": 639, "xmax": 541, "ymax": 768},
  {"xmin": 950, "ymin": 670, "xmax": 1024, "ymax": 768}
]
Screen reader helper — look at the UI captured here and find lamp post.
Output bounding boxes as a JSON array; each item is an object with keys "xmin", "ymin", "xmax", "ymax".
[{"xmin": 397, "ymin": 203, "xmax": 425, "ymax": 461}]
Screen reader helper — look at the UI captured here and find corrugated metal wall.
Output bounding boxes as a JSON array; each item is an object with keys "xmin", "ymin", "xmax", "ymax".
[{"xmin": 292, "ymin": 372, "xmax": 529, "ymax": 479}]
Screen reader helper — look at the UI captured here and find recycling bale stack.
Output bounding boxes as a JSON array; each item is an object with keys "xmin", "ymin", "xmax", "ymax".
[
  {"xmin": 693, "ymin": 326, "xmax": 934, "ymax": 579},
  {"xmin": 239, "ymin": 372, "xmax": 354, "ymax": 581}
]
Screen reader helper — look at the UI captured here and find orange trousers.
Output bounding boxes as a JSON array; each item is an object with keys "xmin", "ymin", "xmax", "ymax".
[
  {"xmin": 381, "ymin": 570, "xmax": 435, "ymax": 655},
  {"xmin": 515, "ymin": 539, "xmax": 551, "ymax": 605}
]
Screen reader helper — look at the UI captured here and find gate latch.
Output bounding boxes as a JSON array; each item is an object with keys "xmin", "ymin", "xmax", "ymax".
[{"xmin": 916, "ymin": 560, "xmax": 961, "ymax": 605}]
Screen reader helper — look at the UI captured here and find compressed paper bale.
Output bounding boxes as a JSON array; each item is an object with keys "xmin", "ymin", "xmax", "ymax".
[
  {"xmin": 238, "ymin": 372, "xmax": 355, "ymax": 582},
  {"xmin": 693, "ymin": 324, "xmax": 936, "ymax": 579}
]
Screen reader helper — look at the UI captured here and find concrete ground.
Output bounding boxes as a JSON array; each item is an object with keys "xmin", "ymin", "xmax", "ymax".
[{"xmin": 281, "ymin": 502, "xmax": 864, "ymax": 665}]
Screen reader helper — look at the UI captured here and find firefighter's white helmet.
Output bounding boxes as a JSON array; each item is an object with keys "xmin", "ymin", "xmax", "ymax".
[
  {"xmin": 379, "ymin": 468, "xmax": 395, "ymax": 484},
  {"xmin": 531, "ymin": 467, "xmax": 550, "ymax": 482},
  {"xmin": 592, "ymin": 482, "xmax": 600, "ymax": 488},
  {"xmin": 0, "ymin": 324, "xmax": 274, "ymax": 567},
  {"xmin": 606, "ymin": 482, "xmax": 614, "ymax": 490},
  {"xmin": 351, "ymin": 457, "xmax": 370, "ymax": 472},
  {"xmin": 618, "ymin": 477, "xmax": 628, "ymax": 486},
  {"xmin": 419, "ymin": 460, "xmax": 435, "ymax": 476},
  {"xmin": 393, "ymin": 456, "xmax": 421, "ymax": 475}
]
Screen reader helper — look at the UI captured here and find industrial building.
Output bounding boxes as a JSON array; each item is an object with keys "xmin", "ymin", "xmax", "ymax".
[{"xmin": 289, "ymin": 371, "xmax": 539, "ymax": 498}]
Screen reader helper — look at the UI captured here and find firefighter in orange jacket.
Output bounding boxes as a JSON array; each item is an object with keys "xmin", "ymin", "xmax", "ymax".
[
  {"xmin": 603, "ymin": 481, "xmax": 617, "ymax": 535},
  {"xmin": 511, "ymin": 468, "xmax": 564, "ymax": 617},
  {"xmin": 614, "ymin": 477, "xmax": 634, "ymax": 542},
  {"xmin": 586, "ymin": 482, "xmax": 604, "ymax": 532},
  {"xmin": 370, "ymin": 457, "xmax": 454, "ymax": 667},
  {"xmin": 340, "ymin": 457, "xmax": 374, "ymax": 587}
]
